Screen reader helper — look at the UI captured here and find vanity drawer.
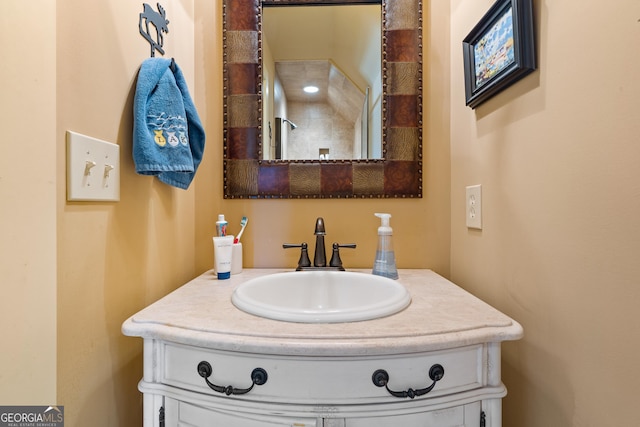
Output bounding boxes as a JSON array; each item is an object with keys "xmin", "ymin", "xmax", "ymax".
[
  {"xmin": 160, "ymin": 343, "xmax": 485, "ymax": 405},
  {"xmin": 165, "ymin": 399, "xmax": 319, "ymax": 426}
]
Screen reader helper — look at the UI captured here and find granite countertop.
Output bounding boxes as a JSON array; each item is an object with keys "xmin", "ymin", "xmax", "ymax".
[{"xmin": 122, "ymin": 269, "xmax": 523, "ymax": 356}]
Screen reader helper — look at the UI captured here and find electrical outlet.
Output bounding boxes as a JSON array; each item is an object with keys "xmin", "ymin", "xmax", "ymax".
[
  {"xmin": 66, "ymin": 131, "xmax": 120, "ymax": 201},
  {"xmin": 466, "ymin": 185, "xmax": 482, "ymax": 229}
]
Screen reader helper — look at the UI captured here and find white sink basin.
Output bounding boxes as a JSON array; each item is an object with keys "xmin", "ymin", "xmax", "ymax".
[{"xmin": 231, "ymin": 271, "xmax": 411, "ymax": 323}]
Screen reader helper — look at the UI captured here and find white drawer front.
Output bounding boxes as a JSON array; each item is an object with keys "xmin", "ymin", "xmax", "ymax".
[
  {"xmin": 161, "ymin": 343, "xmax": 484, "ymax": 405},
  {"xmin": 346, "ymin": 401, "xmax": 481, "ymax": 427},
  {"xmin": 167, "ymin": 398, "xmax": 319, "ymax": 426}
]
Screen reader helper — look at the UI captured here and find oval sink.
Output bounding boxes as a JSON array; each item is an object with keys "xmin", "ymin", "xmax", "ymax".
[{"xmin": 231, "ymin": 271, "xmax": 411, "ymax": 323}]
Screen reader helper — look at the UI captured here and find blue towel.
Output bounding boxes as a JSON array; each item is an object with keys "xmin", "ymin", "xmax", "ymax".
[{"xmin": 133, "ymin": 58, "xmax": 205, "ymax": 189}]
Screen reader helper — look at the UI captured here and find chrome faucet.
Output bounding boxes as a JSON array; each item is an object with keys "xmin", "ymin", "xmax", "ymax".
[{"xmin": 283, "ymin": 217, "xmax": 356, "ymax": 271}]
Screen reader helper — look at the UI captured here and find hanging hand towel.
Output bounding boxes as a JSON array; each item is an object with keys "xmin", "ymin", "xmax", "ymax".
[{"xmin": 133, "ymin": 57, "xmax": 205, "ymax": 189}]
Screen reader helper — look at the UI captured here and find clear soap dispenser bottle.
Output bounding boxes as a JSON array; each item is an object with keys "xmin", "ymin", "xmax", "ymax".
[{"xmin": 372, "ymin": 213, "xmax": 399, "ymax": 279}]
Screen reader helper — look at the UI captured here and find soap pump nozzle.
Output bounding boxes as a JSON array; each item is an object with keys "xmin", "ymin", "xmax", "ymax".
[{"xmin": 375, "ymin": 213, "xmax": 392, "ymax": 235}]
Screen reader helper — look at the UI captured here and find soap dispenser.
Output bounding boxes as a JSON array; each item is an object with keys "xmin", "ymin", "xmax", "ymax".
[{"xmin": 372, "ymin": 213, "xmax": 399, "ymax": 279}]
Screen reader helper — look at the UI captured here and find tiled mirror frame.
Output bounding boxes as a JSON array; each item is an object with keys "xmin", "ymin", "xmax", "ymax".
[{"xmin": 223, "ymin": 0, "xmax": 422, "ymax": 198}]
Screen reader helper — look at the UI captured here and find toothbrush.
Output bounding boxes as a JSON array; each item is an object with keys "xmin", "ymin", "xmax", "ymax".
[{"xmin": 234, "ymin": 216, "xmax": 248, "ymax": 244}]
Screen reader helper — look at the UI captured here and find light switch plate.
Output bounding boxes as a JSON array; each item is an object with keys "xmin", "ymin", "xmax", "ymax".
[
  {"xmin": 466, "ymin": 184, "xmax": 482, "ymax": 229},
  {"xmin": 66, "ymin": 131, "xmax": 120, "ymax": 202}
]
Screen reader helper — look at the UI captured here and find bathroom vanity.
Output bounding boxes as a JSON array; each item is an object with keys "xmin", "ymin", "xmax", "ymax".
[{"xmin": 122, "ymin": 269, "xmax": 522, "ymax": 427}]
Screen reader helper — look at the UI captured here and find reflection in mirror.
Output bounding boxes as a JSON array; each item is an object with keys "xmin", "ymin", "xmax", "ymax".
[
  {"xmin": 223, "ymin": 0, "xmax": 423, "ymax": 199},
  {"xmin": 262, "ymin": 5, "xmax": 382, "ymax": 160}
]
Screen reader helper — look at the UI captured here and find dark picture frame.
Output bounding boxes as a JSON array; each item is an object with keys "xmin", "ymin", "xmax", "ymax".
[{"xmin": 463, "ymin": 0, "xmax": 536, "ymax": 108}]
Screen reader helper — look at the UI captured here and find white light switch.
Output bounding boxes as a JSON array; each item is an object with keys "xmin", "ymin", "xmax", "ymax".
[
  {"xmin": 66, "ymin": 131, "xmax": 120, "ymax": 202},
  {"xmin": 466, "ymin": 184, "xmax": 482, "ymax": 229}
]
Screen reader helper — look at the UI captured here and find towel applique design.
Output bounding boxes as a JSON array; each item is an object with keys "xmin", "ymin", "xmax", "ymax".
[
  {"xmin": 153, "ymin": 130, "xmax": 166, "ymax": 147},
  {"xmin": 167, "ymin": 132, "xmax": 179, "ymax": 147},
  {"xmin": 179, "ymin": 132, "xmax": 188, "ymax": 146},
  {"xmin": 148, "ymin": 113, "xmax": 190, "ymax": 149}
]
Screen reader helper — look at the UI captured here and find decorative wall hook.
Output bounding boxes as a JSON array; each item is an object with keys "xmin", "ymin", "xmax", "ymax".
[{"xmin": 139, "ymin": 3, "xmax": 170, "ymax": 57}]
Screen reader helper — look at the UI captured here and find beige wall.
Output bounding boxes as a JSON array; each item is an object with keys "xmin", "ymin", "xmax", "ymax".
[
  {"xmin": 55, "ymin": 1, "xmax": 202, "ymax": 425},
  {"xmin": 1, "ymin": 0, "xmax": 449, "ymax": 425},
  {"xmin": 450, "ymin": 0, "xmax": 640, "ymax": 425},
  {"xmin": 0, "ymin": 1, "xmax": 57, "ymax": 404},
  {"xmin": 11, "ymin": 0, "xmax": 640, "ymax": 425},
  {"xmin": 194, "ymin": 0, "xmax": 451, "ymax": 276}
]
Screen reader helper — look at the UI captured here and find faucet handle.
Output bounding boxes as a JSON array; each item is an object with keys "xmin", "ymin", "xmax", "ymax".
[
  {"xmin": 329, "ymin": 243, "xmax": 357, "ymax": 270},
  {"xmin": 283, "ymin": 242, "xmax": 312, "ymax": 270}
]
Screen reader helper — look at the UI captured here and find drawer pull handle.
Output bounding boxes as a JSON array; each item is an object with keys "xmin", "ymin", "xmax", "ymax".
[
  {"xmin": 197, "ymin": 361, "xmax": 268, "ymax": 396},
  {"xmin": 372, "ymin": 364, "xmax": 445, "ymax": 399}
]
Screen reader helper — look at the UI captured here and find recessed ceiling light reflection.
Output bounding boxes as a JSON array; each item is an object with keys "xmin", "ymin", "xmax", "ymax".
[{"xmin": 303, "ymin": 86, "xmax": 319, "ymax": 94}]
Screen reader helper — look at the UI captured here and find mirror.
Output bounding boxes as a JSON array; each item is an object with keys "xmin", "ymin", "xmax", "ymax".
[
  {"xmin": 262, "ymin": 4, "xmax": 382, "ymax": 160},
  {"xmin": 223, "ymin": 0, "xmax": 422, "ymax": 198}
]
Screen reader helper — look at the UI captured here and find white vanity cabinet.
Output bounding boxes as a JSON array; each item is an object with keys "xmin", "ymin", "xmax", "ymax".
[{"xmin": 123, "ymin": 269, "xmax": 522, "ymax": 427}]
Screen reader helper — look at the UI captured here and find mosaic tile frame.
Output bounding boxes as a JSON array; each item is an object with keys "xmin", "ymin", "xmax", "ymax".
[{"xmin": 223, "ymin": 0, "xmax": 422, "ymax": 198}]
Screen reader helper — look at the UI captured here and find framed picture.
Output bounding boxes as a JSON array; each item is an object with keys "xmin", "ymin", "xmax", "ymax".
[{"xmin": 463, "ymin": 0, "xmax": 536, "ymax": 108}]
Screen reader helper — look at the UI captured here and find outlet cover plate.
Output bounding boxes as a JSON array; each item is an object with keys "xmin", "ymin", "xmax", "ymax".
[
  {"xmin": 466, "ymin": 184, "xmax": 482, "ymax": 229},
  {"xmin": 66, "ymin": 131, "xmax": 120, "ymax": 202}
]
